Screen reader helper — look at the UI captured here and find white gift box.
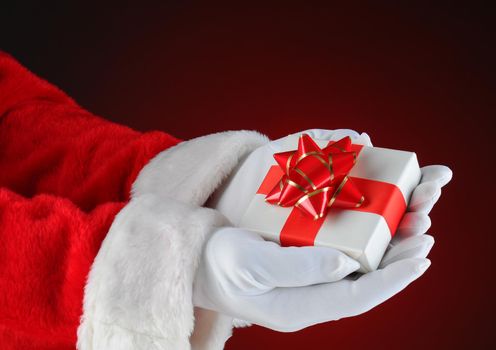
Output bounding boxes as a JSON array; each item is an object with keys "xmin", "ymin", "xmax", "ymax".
[{"xmin": 239, "ymin": 135, "xmax": 421, "ymax": 273}]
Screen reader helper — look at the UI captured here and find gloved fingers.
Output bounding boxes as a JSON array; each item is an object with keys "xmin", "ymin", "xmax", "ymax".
[
  {"xmin": 408, "ymin": 165, "xmax": 452, "ymax": 213},
  {"xmin": 253, "ymin": 244, "xmax": 360, "ymax": 288},
  {"xmin": 380, "ymin": 235, "xmax": 434, "ymax": 268},
  {"xmin": 295, "ymin": 129, "xmax": 360, "ymax": 141},
  {"xmin": 243, "ymin": 258, "xmax": 430, "ymax": 332},
  {"xmin": 420, "ymin": 165, "xmax": 453, "ymax": 188},
  {"xmin": 329, "ymin": 258, "xmax": 431, "ymax": 319},
  {"xmin": 408, "ymin": 182, "xmax": 441, "ymax": 213},
  {"xmin": 396, "ymin": 212, "xmax": 431, "ymax": 237},
  {"xmin": 206, "ymin": 227, "xmax": 359, "ymax": 289},
  {"xmin": 353, "ymin": 132, "xmax": 373, "ymax": 146},
  {"xmin": 279, "ymin": 129, "xmax": 372, "ymax": 147}
]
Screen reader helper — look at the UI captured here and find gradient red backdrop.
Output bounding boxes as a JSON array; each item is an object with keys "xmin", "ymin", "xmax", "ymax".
[{"xmin": 1, "ymin": 2, "xmax": 494, "ymax": 348}]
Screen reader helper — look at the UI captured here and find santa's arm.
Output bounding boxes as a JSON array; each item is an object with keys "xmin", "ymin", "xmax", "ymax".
[
  {"xmin": 0, "ymin": 52, "xmax": 271, "ymax": 349},
  {"xmin": 0, "ymin": 187, "xmax": 126, "ymax": 348}
]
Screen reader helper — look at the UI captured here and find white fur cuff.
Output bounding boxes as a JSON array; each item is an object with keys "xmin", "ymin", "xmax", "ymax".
[{"xmin": 77, "ymin": 130, "xmax": 269, "ymax": 350}]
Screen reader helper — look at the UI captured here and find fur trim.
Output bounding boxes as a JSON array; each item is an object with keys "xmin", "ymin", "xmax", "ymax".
[
  {"xmin": 132, "ymin": 130, "xmax": 269, "ymax": 206},
  {"xmin": 190, "ymin": 308, "xmax": 234, "ymax": 350},
  {"xmin": 78, "ymin": 131, "xmax": 269, "ymax": 350},
  {"xmin": 232, "ymin": 319, "xmax": 253, "ymax": 328}
]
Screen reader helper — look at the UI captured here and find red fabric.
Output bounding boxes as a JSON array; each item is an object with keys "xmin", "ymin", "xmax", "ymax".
[{"xmin": 0, "ymin": 52, "xmax": 181, "ymax": 349}]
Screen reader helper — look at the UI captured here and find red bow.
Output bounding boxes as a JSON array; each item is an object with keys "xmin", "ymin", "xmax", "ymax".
[{"xmin": 265, "ymin": 134, "xmax": 365, "ymax": 220}]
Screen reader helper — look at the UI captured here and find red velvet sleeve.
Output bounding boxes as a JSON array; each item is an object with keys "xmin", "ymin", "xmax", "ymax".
[
  {"xmin": 0, "ymin": 53, "xmax": 183, "ymax": 348},
  {"xmin": 0, "ymin": 188, "xmax": 125, "ymax": 349},
  {"xmin": 0, "ymin": 52, "xmax": 181, "ymax": 211}
]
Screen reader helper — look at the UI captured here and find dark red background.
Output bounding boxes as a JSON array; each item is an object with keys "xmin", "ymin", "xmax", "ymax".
[{"xmin": 1, "ymin": 2, "xmax": 494, "ymax": 348}]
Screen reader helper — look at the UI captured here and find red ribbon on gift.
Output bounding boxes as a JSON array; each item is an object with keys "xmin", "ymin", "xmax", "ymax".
[
  {"xmin": 265, "ymin": 134, "xmax": 365, "ymax": 219},
  {"xmin": 258, "ymin": 134, "xmax": 407, "ymax": 247}
]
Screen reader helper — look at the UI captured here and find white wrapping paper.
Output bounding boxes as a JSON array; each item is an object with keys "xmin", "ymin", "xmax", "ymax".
[{"xmin": 239, "ymin": 135, "xmax": 421, "ymax": 272}]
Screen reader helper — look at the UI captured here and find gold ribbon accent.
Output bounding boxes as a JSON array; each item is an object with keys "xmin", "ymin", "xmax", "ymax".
[
  {"xmin": 285, "ymin": 153, "xmax": 294, "ymax": 176},
  {"xmin": 286, "ymin": 178, "xmax": 308, "ymax": 193},
  {"xmin": 296, "ymin": 151, "xmax": 326, "ymax": 166},
  {"xmin": 328, "ymin": 154, "xmax": 334, "ymax": 181},
  {"xmin": 294, "ymin": 168, "xmax": 317, "ymax": 190},
  {"xmin": 295, "ymin": 186, "xmax": 332, "ymax": 210},
  {"xmin": 327, "ymin": 176, "xmax": 349, "ymax": 209},
  {"xmin": 356, "ymin": 195, "xmax": 365, "ymax": 207}
]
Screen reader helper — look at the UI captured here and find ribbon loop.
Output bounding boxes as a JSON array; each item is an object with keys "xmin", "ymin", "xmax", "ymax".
[{"xmin": 265, "ymin": 134, "xmax": 365, "ymax": 219}]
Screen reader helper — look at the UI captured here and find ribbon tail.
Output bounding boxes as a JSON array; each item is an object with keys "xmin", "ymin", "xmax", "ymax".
[{"xmin": 329, "ymin": 177, "xmax": 365, "ymax": 209}]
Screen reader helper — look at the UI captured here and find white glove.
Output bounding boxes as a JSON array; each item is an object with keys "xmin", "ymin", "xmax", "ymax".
[{"xmin": 194, "ymin": 129, "xmax": 452, "ymax": 331}]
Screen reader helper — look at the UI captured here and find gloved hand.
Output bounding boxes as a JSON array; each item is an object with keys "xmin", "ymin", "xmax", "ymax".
[
  {"xmin": 380, "ymin": 165, "xmax": 452, "ymax": 269},
  {"xmin": 194, "ymin": 129, "xmax": 452, "ymax": 331}
]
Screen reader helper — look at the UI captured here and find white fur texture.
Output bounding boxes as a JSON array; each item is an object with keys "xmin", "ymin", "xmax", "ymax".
[
  {"xmin": 77, "ymin": 130, "xmax": 269, "ymax": 350},
  {"xmin": 190, "ymin": 308, "xmax": 236, "ymax": 350},
  {"xmin": 132, "ymin": 130, "xmax": 270, "ymax": 206}
]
